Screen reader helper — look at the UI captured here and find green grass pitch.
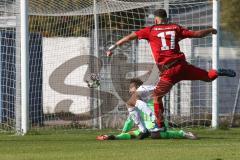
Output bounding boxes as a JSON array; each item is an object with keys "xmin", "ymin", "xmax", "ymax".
[{"xmin": 0, "ymin": 128, "xmax": 239, "ymax": 160}]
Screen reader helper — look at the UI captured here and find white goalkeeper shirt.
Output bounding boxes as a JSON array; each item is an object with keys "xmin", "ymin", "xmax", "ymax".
[{"xmin": 136, "ymin": 85, "xmax": 156, "ymax": 102}]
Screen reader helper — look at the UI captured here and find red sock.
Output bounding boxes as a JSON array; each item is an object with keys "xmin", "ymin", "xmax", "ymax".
[
  {"xmin": 208, "ymin": 69, "xmax": 218, "ymax": 80},
  {"xmin": 154, "ymin": 103, "xmax": 163, "ymax": 128}
]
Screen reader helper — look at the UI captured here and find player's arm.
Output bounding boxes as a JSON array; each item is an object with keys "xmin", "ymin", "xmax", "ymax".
[
  {"xmin": 106, "ymin": 26, "xmax": 150, "ymax": 57},
  {"xmin": 180, "ymin": 26, "xmax": 217, "ymax": 39},
  {"xmin": 117, "ymin": 32, "xmax": 138, "ymax": 46},
  {"xmin": 190, "ymin": 28, "xmax": 217, "ymax": 38},
  {"xmin": 106, "ymin": 32, "xmax": 137, "ymax": 57}
]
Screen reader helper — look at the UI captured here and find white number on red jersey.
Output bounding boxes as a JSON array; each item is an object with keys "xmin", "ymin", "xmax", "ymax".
[{"xmin": 157, "ymin": 31, "xmax": 175, "ymax": 51}]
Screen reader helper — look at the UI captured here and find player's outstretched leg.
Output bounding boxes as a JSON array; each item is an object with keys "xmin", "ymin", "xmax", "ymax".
[
  {"xmin": 217, "ymin": 68, "xmax": 236, "ymax": 77},
  {"xmin": 182, "ymin": 64, "xmax": 236, "ymax": 82},
  {"xmin": 150, "ymin": 130, "xmax": 197, "ymax": 140}
]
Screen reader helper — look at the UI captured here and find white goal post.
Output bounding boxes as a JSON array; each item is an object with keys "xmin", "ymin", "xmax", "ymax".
[
  {"xmin": 211, "ymin": 0, "xmax": 220, "ymax": 129},
  {"xmin": 20, "ymin": 0, "xmax": 30, "ymax": 134}
]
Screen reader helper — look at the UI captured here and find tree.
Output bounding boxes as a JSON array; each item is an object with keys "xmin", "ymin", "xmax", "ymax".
[{"xmin": 221, "ymin": 0, "xmax": 240, "ymax": 41}]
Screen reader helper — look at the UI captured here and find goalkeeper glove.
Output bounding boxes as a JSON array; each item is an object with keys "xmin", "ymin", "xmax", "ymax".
[{"xmin": 106, "ymin": 44, "xmax": 117, "ymax": 57}]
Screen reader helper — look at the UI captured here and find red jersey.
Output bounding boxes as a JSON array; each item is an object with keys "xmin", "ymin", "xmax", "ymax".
[{"xmin": 135, "ymin": 24, "xmax": 195, "ymax": 66}]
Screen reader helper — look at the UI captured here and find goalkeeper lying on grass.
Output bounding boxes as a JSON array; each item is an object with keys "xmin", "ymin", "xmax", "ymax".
[
  {"xmin": 97, "ymin": 78, "xmax": 197, "ymax": 140},
  {"xmin": 97, "ymin": 99, "xmax": 196, "ymax": 140}
]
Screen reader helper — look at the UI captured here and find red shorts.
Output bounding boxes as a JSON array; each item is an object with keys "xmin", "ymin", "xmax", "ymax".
[{"xmin": 160, "ymin": 60, "xmax": 218, "ymax": 85}]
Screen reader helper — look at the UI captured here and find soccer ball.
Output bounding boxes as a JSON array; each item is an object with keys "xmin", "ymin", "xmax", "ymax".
[{"xmin": 85, "ymin": 73, "xmax": 100, "ymax": 88}]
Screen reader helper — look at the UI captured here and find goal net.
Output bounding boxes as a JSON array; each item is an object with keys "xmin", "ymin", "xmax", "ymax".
[{"xmin": 0, "ymin": 0, "xmax": 238, "ymax": 133}]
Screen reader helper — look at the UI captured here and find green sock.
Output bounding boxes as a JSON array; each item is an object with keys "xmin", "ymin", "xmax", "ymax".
[
  {"xmin": 122, "ymin": 117, "xmax": 134, "ymax": 133},
  {"xmin": 160, "ymin": 130, "xmax": 184, "ymax": 139},
  {"xmin": 116, "ymin": 133, "xmax": 132, "ymax": 140}
]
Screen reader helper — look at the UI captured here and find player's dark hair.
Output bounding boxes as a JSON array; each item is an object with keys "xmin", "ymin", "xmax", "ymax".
[
  {"xmin": 130, "ymin": 78, "xmax": 143, "ymax": 88},
  {"xmin": 154, "ymin": 9, "xmax": 167, "ymax": 19}
]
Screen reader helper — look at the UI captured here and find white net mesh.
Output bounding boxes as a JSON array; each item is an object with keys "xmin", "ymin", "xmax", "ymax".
[
  {"xmin": 0, "ymin": 0, "xmax": 239, "ymax": 132},
  {"xmin": 0, "ymin": 0, "xmax": 17, "ymax": 131}
]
